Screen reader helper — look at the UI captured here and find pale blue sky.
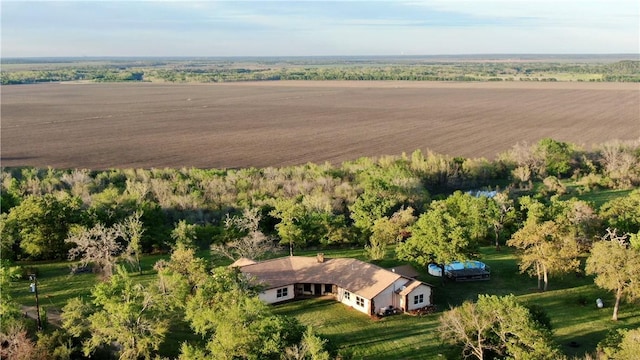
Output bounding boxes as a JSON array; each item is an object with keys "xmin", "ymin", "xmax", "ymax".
[{"xmin": 1, "ymin": 0, "xmax": 638, "ymax": 57}]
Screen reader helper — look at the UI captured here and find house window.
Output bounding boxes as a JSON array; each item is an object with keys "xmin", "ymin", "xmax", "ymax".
[
  {"xmin": 344, "ymin": 291, "xmax": 350, "ymax": 300},
  {"xmin": 277, "ymin": 287, "xmax": 288, "ymax": 298},
  {"xmin": 303, "ymin": 284, "xmax": 311, "ymax": 292},
  {"xmin": 413, "ymin": 294, "xmax": 424, "ymax": 305},
  {"xmin": 356, "ymin": 296, "xmax": 364, "ymax": 307}
]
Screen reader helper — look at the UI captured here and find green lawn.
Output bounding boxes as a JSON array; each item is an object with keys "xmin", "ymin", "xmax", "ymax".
[
  {"xmin": 7, "ymin": 246, "xmax": 639, "ymax": 359},
  {"xmin": 8, "ymin": 254, "xmax": 172, "ymax": 311},
  {"xmin": 560, "ymin": 185, "xmax": 633, "ymax": 209},
  {"xmin": 273, "ymin": 297, "xmax": 445, "ymax": 359}
]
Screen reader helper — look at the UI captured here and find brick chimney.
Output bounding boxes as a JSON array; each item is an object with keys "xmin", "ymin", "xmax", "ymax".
[{"xmin": 317, "ymin": 253, "xmax": 325, "ymax": 263}]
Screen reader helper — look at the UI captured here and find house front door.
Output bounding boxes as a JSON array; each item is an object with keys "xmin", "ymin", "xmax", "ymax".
[{"xmin": 314, "ymin": 284, "xmax": 322, "ymax": 295}]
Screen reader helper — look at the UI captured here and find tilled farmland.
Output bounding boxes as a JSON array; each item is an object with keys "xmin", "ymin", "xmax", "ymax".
[{"xmin": 1, "ymin": 81, "xmax": 638, "ymax": 169}]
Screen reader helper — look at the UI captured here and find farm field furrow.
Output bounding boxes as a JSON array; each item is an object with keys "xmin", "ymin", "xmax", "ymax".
[{"xmin": 1, "ymin": 81, "xmax": 638, "ymax": 169}]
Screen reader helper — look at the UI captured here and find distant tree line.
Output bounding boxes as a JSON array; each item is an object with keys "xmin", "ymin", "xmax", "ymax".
[
  {"xmin": 0, "ymin": 68, "xmax": 145, "ymax": 85},
  {"xmin": 2, "ymin": 60, "xmax": 639, "ymax": 84}
]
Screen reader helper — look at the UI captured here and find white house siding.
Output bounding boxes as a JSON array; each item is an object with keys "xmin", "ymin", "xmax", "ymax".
[
  {"xmin": 259, "ymin": 285, "xmax": 295, "ymax": 304},
  {"xmin": 406, "ymin": 284, "xmax": 432, "ymax": 311},
  {"xmin": 371, "ymin": 278, "xmax": 411, "ymax": 314},
  {"xmin": 337, "ymin": 287, "xmax": 370, "ymax": 315}
]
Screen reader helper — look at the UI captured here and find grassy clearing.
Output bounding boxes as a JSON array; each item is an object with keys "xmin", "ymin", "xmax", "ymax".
[
  {"xmin": 6, "ymin": 246, "xmax": 639, "ymax": 358},
  {"xmin": 560, "ymin": 181, "xmax": 633, "ymax": 209},
  {"xmin": 6, "ymin": 251, "xmax": 224, "ymax": 310},
  {"xmin": 8, "ymin": 255, "xmax": 166, "ymax": 310},
  {"xmin": 571, "ymin": 188, "xmax": 633, "ymax": 209}
]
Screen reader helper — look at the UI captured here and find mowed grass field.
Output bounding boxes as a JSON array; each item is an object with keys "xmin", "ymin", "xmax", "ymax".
[{"xmin": 2, "ymin": 81, "xmax": 638, "ymax": 169}]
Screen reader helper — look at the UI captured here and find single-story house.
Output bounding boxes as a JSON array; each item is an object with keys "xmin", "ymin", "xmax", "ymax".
[{"xmin": 231, "ymin": 254, "xmax": 434, "ymax": 316}]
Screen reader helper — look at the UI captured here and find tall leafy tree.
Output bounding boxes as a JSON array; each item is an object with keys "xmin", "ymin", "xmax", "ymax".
[
  {"xmin": 534, "ymin": 138, "xmax": 575, "ymax": 178},
  {"xmin": 348, "ymin": 159, "xmax": 424, "ymax": 236},
  {"xmin": 507, "ymin": 220, "xmax": 580, "ymax": 291},
  {"xmin": 181, "ymin": 267, "xmax": 306, "ymax": 360},
  {"xmin": 599, "ymin": 189, "xmax": 640, "ymax": 235},
  {"xmin": 155, "ymin": 242, "xmax": 208, "ymax": 298},
  {"xmin": 270, "ymin": 198, "xmax": 307, "ymax": 256},
  {"xmin": 171, "ymin": 219, "xmax": 198, "ymax": 249},
  {"xmin": 508, "ymin": 197, "xmax": 582, "ymax": 291},
  {"xmin": 349, "ymin": 181, "xmax": 398, "ymax": 236},
  {"xmin": 441, "ymin": 192, "xmax": 495, "ymax": 243},
  {"xmin": 61, "ymin": 266, "xmax": 169, "ymax": 359},
  {"xmin": 0, "ymin": 182, "xmax": 20, "ymax": 214},
  {"xmin": 366, "ymin": 207, "xmax": 415, "ymax": 260},
  {"xmin": 396, "ymin": 206, "xmax": 477, "ymax": 269},
  {"xmin": 122, "ymin": 211, "xmax": 145, "ymax": 274},
  {"xmin": 585, "ymin": 229, "xmax": 640, "ymax": 321},
  {"xmin": 87, "ymin": 186, "xmax": 137, "ymax": 226},
  {"xmin": 439, "ymin": 294, "xmax": 559, "ymax": 360},
  {"xmin": 0, "ymin": 214, "xmax": 16, "ymax": 260},
  {"xmin": 4, "ymin": 194, "xmax": 82, "ymax": 260},
  {"xmin": 489, "ymin": 192, "xmax": 515, "ymax": 250}
]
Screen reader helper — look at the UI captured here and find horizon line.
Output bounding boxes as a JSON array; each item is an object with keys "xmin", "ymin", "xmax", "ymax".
[{"xmin": 3, "ymin": 53, "xmax": 639, "ymax": 60}]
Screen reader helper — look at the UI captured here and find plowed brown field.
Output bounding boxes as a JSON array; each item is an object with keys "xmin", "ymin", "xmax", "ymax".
[{"xmin": 2, "ymin": 81, "xmax": 638, "ymax": 169}]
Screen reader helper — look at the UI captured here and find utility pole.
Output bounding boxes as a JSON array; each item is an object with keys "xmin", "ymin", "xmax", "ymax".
[{"xmin": 29, "ymin": 274, "xmax": 42, "ymax": 331}]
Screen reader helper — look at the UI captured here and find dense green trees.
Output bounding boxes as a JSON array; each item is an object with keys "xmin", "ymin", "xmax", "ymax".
[
  {"xmin": 270, "ymin": 198, "xmax": 310, "ymax": 255},
  {"xmin": 182, "ymin": 272, "xmax": 305, "ymax": 359},
  {"xmin": 396, "ymin": 191, "xmax": 504, "ymax": 268},
  {"xmin": 500, "ymin": 138, "xmax": 577, "ymax": 182},
  {"xmin": 3, "ymin": 194, "xmax": 82, "ymax": 260},
  {"xmin": 62, "ymin": 266, "xmax": 169, "ymax": 359},
  {"xmin": 396, "ymin": 206, "xmax": 476, "ymax": 268},
  {"xmin": 599, "ymin": 189, "xmax": 640, "ymax": 234},
  {"xmin": 366, "ymin": 207, "xmax": 415, "ymax": 260},
  {"xmin": 155, "ymin": 242, "xmax": 208, "ymax": 298},
  {"xmin": 534, "ymin": 138, "xmax": 575, "ymax": 178},
  {"xmin": 0, "ymin": 262, "xmax": 22, "ymax": 332},
  {"xmin": 2, "ymin": 137, "xmax": 637, "ymax": 262}
]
